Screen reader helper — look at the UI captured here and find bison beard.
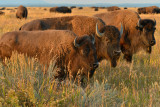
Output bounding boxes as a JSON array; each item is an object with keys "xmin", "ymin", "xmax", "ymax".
[{"xmin": 0, "ymin": 30, "xmax": 99, "ymax": 80}]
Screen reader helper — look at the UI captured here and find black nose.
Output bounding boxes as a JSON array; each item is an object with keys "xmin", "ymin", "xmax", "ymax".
[
  {"xmin": 113, "ymin": 50, "xmax": 121, "ymax": 56},
  {"xmin": 150, "ymin": 40, "xmax": 156, "ymax": 46},
  {"xmin": 93, "ymin": 62, "xmax": 99, "ymax": 69}
]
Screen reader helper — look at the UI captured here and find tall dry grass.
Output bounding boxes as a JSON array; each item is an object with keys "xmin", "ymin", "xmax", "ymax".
[{"xmin": 0, "ymin": 7, "xmax": 160, "ymax": 106}]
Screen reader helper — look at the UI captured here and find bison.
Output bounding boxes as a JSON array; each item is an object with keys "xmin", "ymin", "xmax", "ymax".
[
  {"xmin": 137, "ymin": 7, "xmax": 146, "ymax": 14},
  {"xmin": 0, "ymin": 30, "xmax": 98, "ymax": 79},
  {"xmin": 94, "ymin": 7, "xmax": 99, "ymax": 11},
  {"xmin": 137, "ymin": 6, "xmax": 160, "ymax": 14},
  {"xmin": 153, "ymin": 8, "xmax": 160, "ymax": 14},
  {"xmin": 70, "ymin": 6, "xmax": 76, "ymax": 9},
  {"xmin": 50, "ymin": 7, "xmax": 58, "ymax": 12},
  {"xmin": 50, "ymin": 6, "xmax": 71, "ymax": 13},
  {"xmin": 16, "ymin": 5, "xmax": 28, "ymax": 19},
  {"xmin": 94, "ymin": 10, "xmax": 156, "ymax": 62},
  {"xmin": 107, "ymin": 6, "xmax": 120, "ymax": 11},
  {"xmin": 0, "ymin": 7, "xmax": 5, "ymax": 10},
  {"xmin": 0, "ymin": 11, "xmax": 5, "ymax": 15},
  {"xmin": 19, "ymin": 15, "xmax": 123, "ymax": 67}
]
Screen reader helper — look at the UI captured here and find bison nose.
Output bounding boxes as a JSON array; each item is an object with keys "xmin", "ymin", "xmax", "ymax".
[
  {"xmin": 150, "ymin": 40, "xmax": 156, "ymax": 46},
  {"xmin": 93, "ymin": 62, "xmax": 99, "ymax": 69},
  {"xmin": 113, "ymin": 50, "xmax": 121, "ymax": 56}
]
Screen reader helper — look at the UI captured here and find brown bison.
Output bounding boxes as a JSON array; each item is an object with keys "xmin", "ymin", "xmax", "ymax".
[
  {"xmin": 16, "ymin": 5, "xmax": 28, "ymax": 19},
  {"xmin": 19, "ymin": 15, "xmax": 123, "ymax": 67},
  {"xmin": 107, "ymin": 6, "xmax": 120, "ymax": 11},
  {"xmin": 94, "ymin": 10, "xmax": 156, "ymax": 62},
  {"xmin": 49, "ymin": 7, "xmax": 58, "ymax": 12},
  {"xmin": 152, "ymin": 7, "xmax": 160, "ymax": 14},
  {"xmin": 0, "ymin": 7, "xmax": 5, "ymax": 10},
  {"xmin": 0, "ymin": 30, "xmax": 98, "ymax": 79},
  {"xmin": 70, "ymin": 6, "xmax": 76, "ymax": 9},
  {"xmin": 50, "ymin": 6, "xmax": 71, "ymax": 13},
  {"xmin": 0, "ymin": 11, "xmax": 5, "ymax": 15},
  {"xmin": 78, "ymin": 7, "xmax": 83, "ymax": 9},
  {"xmin": 137, "ymin": 7, "xmax": 146, "ymax": 14},
  {"xmin": 94, "ymin": 7, "xmax": 99, "ymax": 11},
  {"xmin": 138, "ymin": 6, "xmax": 160, "ymax": 14}
]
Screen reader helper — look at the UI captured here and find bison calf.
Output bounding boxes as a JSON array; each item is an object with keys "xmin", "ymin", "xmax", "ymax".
[{"xmin": 0, "ymin": 30, "xmax": 98, "ymax": 79}]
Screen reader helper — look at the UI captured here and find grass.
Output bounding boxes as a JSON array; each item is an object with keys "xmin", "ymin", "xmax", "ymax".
[{"xmin": 0, "ymin": 7, "xmax": 160, "ymax": 106}]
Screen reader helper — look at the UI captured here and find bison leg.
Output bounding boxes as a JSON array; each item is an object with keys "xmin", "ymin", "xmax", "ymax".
[{"xmin": 124, "ymin": 54, "xmax": 132, "ymax": 63}]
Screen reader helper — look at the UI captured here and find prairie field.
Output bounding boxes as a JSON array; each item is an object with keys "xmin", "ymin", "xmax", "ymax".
[{"xmin": 0, "ymin": 7, "xmax": 160, "ymax": 107}]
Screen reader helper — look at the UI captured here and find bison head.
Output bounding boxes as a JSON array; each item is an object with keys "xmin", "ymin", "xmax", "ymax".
[
  {"xmin": 70, "ymin": 35, "xmax": 99, "ymax": 78},
  {"xmin": 96, "ymin": 23, "xmax": 123, "ymax": 67},
  {"xmin": 136, "ymin": 18, "xmax": 156, "ymax": 53}
]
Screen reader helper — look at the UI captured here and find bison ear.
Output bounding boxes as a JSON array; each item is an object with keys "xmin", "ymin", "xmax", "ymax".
[{"xmin": 73, "ymin": 37, "xmax": 80, "ymax": 48}]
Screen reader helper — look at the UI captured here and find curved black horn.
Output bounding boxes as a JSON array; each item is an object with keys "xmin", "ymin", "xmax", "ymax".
[
  {"xmin": 120, "ymin": 23, "xmax": 123, "ymax": 38},
  {"xmin": 137, "ymin": 18, "xmax": 143, "ymax": 28},
  {"xmin": 96, "ymin": 23, "xmax": 104, "ymax": 37},
  {"xmin": 73, "ymin": 37, "xmax": 80, "ymax": 47}
]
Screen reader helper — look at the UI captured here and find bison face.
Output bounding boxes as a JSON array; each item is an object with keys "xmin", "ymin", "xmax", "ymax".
[
  {"xmin": 96, "ymin": 24, "xmax": 122, "ymax": 67},
  {"xmin": 71, "ymin": 36, "xmax": 99, "ymax": 78},
  {"xmin": 136, "ymin": 19, "xmax": 156, "ymax": 53},
  {"xmin": 106, "ymin": 38, "xmax": 121, "ymax": 67}
]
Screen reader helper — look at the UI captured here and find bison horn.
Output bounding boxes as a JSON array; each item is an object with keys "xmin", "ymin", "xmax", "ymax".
[
  {"xmin": 154, "ymin": 18, "xmax": 156, "ymax": 26},
  {"xmin": 137, "ymin": 18, "xmax": 143, "ymax": 28},
  {"xmin": 73, "ymin": 37, "xmax": 80, "ymax": 47},
  {"xmin": 120, "ymin": 23, "xmax": 123, "ymax": 38},
  {"xmin": 91, "ymin": 35, "xmax": 95, "ymax": 44},
  {"xmin": 96, "ymin": 23, "xmax": 104, "ymax": 37}
]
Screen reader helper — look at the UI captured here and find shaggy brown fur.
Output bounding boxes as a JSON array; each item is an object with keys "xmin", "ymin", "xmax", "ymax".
[
  {"xmin": 0, "ymin": 30, "xmax": 98, "ymax": 79},
  {"xmin": 107, "ymin": 6, "xmax": 120, "ymax": 11},
  {"xmin": 19, "ymin": 15, "xmax": 122, "ymax": 67},
  {"xmin": 16, "ymin": 5, "xmax": 28, "ymax": 19},
  {"xmin": 94, "ymin": 10, "xmax": 156, "ymax": 62},
  {"xmin": 50, "ymin": 7, "xmax": 71, "ymax": 13},
  {"xmin": 138, "ymin": 6, "xmax": 160, "ymax": 14}
]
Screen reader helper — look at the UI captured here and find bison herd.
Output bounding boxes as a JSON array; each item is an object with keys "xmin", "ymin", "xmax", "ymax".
[
  {"xmin": 137, "ymin": 6, "xmax": 160, "ymax": 14},
  {"xmin": 0, "ymin": 5, "xmax": 158, "ymax": 83}
]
